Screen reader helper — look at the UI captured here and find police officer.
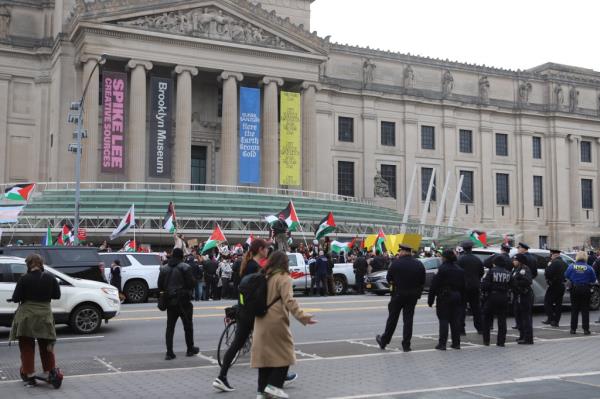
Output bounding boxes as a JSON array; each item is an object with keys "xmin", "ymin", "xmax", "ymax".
[
  {"xmin": 517, "ymin": 242, "xmax": 538, "ymax": 279},
  {"xmin": 542, "ymin": 249, "xmax": 567, "ymax": 327},
  {"xmin": 428, "ymin": 249, "xmax": 465, "ymax": 350},
  {"xmin": 376, "ymin": 245, "xmax": 425, "ymax": 352},
  {"xmin": 511, "ymin": 253, "xmax": 534, "ymax": 345},
  {"xmin": 565, "ymin": 251, "xmax": 597, "ymax": 335},
  {"xmin": 457, "ymin": 241, "xmax": 485, "ymax": 334},
  {"xmin": 483, "ymin": 243, "xmax": 511, "ymax": 270},
  {"xmin": 481, "ymin": 256, "xmax": 512, "ymax": 347}
]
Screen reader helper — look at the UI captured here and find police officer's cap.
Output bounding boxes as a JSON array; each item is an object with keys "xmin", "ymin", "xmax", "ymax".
[
  {"xmin": 398, "ymin": 244, "xmax": 412, "ymax": 252},
  {"xmin": 514, "ymin": 253, "xmax": 528, "ymax": 264},
  {"xmin": 517, "ymin": 242, "xmax": 529, "ymax": 250},
  {"xmin": 500, "ymin": 243, "xmax": 511, "ymax": 252},
  {"xmin": 493, "ymin": 256, "xmax": 508, "ymax": 268},
  {"xmin": 549, "ymin": 249, "xmax": 561, "ymax": 254},
  {"xmin": 460, "ymin": 240, "xmax": 473, "ymax": 250}
]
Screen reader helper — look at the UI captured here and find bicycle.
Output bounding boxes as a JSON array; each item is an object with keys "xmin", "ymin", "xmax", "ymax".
[{"xmin": 216, "ymin": 306, "xmax": 252, "ymax": 367}]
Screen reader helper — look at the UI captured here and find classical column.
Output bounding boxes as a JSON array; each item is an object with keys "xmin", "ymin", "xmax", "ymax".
[
  {"xmin": 81, "ymin": 57, "xmax": 100, "ymax": 181},
  {"xmin": 568, "ymin": 134, "xmax": 580, "ymax": 224},
  {"xmin": 261, "ymin": 76, "xmax": 283, "ymax": 188},
  {"xmin": 173, "ymin": 65, "xmax": 198, "ymax": 185},
  {"xmin": 301, "ymin": 81, "xmax": 320, "ymax": 192},
  {"xmin": 127, "ymin": 59, "xmax": 152, "ymax": 182},
  {"xmin": 0, "ymin": 75, "xmax": 8, "ymax": 182},
  {"xmin": 219, "ymin": 71, "xmax": 243, "ymax": 186}
]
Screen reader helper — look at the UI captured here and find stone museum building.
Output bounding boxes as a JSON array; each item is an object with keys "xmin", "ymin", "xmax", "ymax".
[{"xmin": 1, "ymin": 0, "xmax": 600, "ymax": 248}]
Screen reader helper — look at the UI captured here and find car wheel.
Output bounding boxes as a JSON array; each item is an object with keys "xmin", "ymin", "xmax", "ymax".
[
  {"xmin": 333, "ymin": 275, "xmax": 347, "ymax": 295},
  {"xmin": 70, "ymin": 304, "xmax": 102, "ymax": 334},
  {"xmin": 124, "ymin": 280, "xmax": 149, "ymax": 304},
  {"xmin": 590, "ymin": 286, "xmax": 600, "ymax": 311}
]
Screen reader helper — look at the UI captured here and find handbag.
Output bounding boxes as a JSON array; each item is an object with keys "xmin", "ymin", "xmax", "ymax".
[{"xmin": 157, "ymin": 267, "xmax": 175, "ymax": 311}]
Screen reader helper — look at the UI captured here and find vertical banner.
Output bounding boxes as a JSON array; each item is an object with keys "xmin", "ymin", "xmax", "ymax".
[
  {"xmin": 239, "ymin": 87, "xmax": 261, "ymax": 184},
  {"xmin": 279, "ymin": 91, "xmax": 301, "ymax": 186},
  {"xmin": 101, "ymin": 71, "xmax": 127, "ymax": 173},
  {"xmin": 149, "ymin": 76, "xmax": 173, "ymax": 178}
]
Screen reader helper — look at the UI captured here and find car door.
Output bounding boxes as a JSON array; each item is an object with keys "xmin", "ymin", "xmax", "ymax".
[
  {"xmin": 288, "ymin": 254, "xmax": 309, "ymax": 290},
  {"xmin": 130, "ymin": 254, "xmax": 162, "ymax": 290},
  {"xmin": 0, "ymin": 263, "xmax": 18, "ymax": 326}
]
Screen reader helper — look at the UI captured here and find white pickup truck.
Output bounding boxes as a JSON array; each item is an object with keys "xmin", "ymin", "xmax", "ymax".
[{"xmin": 287, "ymin": 253, "xmax": 356, "ymax": 295}]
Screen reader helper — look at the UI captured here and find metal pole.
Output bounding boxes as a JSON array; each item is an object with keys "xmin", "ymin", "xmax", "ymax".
[
  {"xmin": 401, "ymin": 166, "xmax": 417, "ymax": 234},
  {"xmin": 433, "ymin": 171, "xmax": 452, "ymax": 239},
  {"xmin": 447, "ymin": 175, "xmax": 464, "ymax": 228},
  {"xmin": 420, "ymin": 169, "xmax": 436, "ymax": 233}
]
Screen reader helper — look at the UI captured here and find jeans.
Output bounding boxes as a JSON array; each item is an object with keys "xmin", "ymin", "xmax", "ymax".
[
  {"xmin": 381, "ymin": 294, "xmax": 418, "ymax": 349},
  {"xmin": 165, "ymin": 301, "xmax": 194, "ymax": 354},
  {"xmin": 219, "ymin": 312, "xmax": 254, "ymax": 378},
  {"xmin": 195, "ymin": 282, "xmax": 205, "ymax": 301},
  {"xmin": 314, "ymin": 274, "xmax": 328, "ymax": 296},
  {"xmin": 19, "ymin": 337, "xmax": 56, "ymax": 375},
  {"xmin": 258, "ymin": 366, "xmax": 289, "ymax": 393}
]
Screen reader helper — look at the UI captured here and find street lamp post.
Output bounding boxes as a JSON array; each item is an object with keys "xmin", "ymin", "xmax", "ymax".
[{"xmin": 68, "ymin": 54, "xmax": 107, "ymax": 245}]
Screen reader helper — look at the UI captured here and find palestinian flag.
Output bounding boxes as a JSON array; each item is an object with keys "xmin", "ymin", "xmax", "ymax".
[
  {"xmin": 374, "ymin": 229, "xmax": 386, "ymax": 253},
  {"xmin": 43, "ymin": 227, "xmax": 53, "ymax": 246},
  {"xmin": 264, "ymin": 201, "xmax": 300, "ymax": 232},
  {"xmin": 202, "ymin": 225, "xmax": 227, "ymax": 254},
  {"xmin": 331, "ymin": 238, "xmax": 356, "ymax": 254},
  {"xmin": 163, "ymin": 201, "xmax": 176, "ymax": 233},
  {"xmin": 245, "ymin": 234, "xmax": 254, "ymax": 246},
  {"xmin": 4, "ymin": 183, "xmax": 35, "ymax": 201},
  {"xmin": 123, "ymin": 240, "xmax": 137, "ymax": 252},
  {"xmin": 315, "ymin": 212, "xmax": 336, "ymax": 240},
  {"xmin": 110, "ymin": 205, "xmax": 135, "ymax": 240},
  {"xmin": 0, "ymin": 205, "xmax": 24, "ymax": 223},
  {"xmin": 469, "ymin": 230, "xmax": 487, "ymax": 248},
  {"xmin": 57, "ymin": 225, "xmax": 73, "ymax": 246}
]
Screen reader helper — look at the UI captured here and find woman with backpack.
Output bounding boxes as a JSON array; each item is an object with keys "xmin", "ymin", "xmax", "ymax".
[{"xmin": 251, "ymin": 251, "xmax": 317, "ymax": 399}]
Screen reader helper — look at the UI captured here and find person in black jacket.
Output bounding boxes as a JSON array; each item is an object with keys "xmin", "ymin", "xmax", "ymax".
[
  {"xmin": 481, "ymin": 256, "xmax": 512, "ymax": 346},
  {"xmin": 542, "ymin": 249, "xmax": 568, "ymax": 327},
  {"xmin": 483, "ymin": 244, "xmax": 512, "ymax": 270},
  {"xmin": 109, "ymin": 259, "xmax": 122, "ymax": 295},
  {"xmin": 157, "ymin": 248, "xmax": 198, "ymax": 360},
  {"xmin": 517, "ymin": 242, "xmax": 538, "ymax": 279},
  {"xmin": 370, "ymin": 252, "xmax": 387, "ymax": 272},
  {"xmin": 511, "ymin": 253, "xmax": 534, "ymax": 344},
  {"xmin": 428, "ymin": 249, "xmax": 465, "ymax": 350},
  {"xmin": 353, "ymin": 255, "xmax": 368, "ymax": 294},
  {"xmin": 456, "ymin": 241, "xmax": 484, "ymax": 334},
  {"xmin": 376, "ymin": 245, "xmax": 425, "ymax": 352},
  {"xmin": 203, "ymin": 255, "xmax": 219, "ymax": 300}
]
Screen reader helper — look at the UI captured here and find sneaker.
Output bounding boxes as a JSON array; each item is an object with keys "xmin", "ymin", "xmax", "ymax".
[
  {"xmin": 165, "ymin": 353, "xmax": 176, "ymax": 360},
  {"xmin": 284, "ymin": 372, "xmax": 298, "ymax": 386},
  {"xmin": 213, "ymin": 376, "xmax": 235, "ymax": 392},
  {"xmin": 256, "ymin": 394, "xmax": 266, "ymax": 399},
  {"xmin": 186, "ymin": 347, "xmax": 200, "ymax": 357},
  {"xmin": 264, "ymin": 385, "xmax": 289, "ymax": 399},
  {"xmin": 375, "ymin": 334, "xmax": 386, "ymax": 350},
  {"xmin": 24, "ymin": 377, "xmax": 36, "ymax": 387}
]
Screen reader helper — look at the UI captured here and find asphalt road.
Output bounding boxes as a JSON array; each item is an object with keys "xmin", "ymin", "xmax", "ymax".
[{"xmin": 1, "ymin": 294, "xmax": 600, "ymax": 398}]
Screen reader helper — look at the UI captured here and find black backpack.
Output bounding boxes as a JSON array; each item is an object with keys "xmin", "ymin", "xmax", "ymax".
[{"xmin": 238, "ymin": 271, "xmax": 280, "ymax": 317}]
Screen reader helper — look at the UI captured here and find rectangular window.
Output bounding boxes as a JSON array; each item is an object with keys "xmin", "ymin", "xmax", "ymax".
[
  {"xmin": 532, "ymin": 137, "xmax": 542, "ymax": 159},
  {"xmin": 381, "ymin": 121, "xmax": 396, "ymax": 146},
  {"xmin": 495, "ymin": 133, "xmax": 508, "ymax": 156},
  {"xmin": 380, "ymin": 164, "xmax": 397, "ymax": 199},
  {"xmin": 421, "ymin": 167, "xmax": 436, "ymax": 201},
  {"xmin": 460, "ymin": 170, "xmax": 474, "ymax": 203},
  {"xmin": 496, "ymin": 173, "xmax": 510, "ymax": 205},
  {"xmin": 459, "ymin": 129, "xmax": 473, "ymax": 153},
  {"xmin": 581, "ymin": 140, "xmax": 592, "ymax": 163},
  {"xmin": 421, "ymin": 125, "xmax": 435, "ymax": 150},
  {"xmin": 338, "ymin": 161, "xmax": 355, "ymax": 197},
  {"xmin": 338, "ymin": 117, "xmax": 354, "ymax": 142},
  {"xmin": 539, "ymin": 236, "xmax": 548, "ymax": 250},
  {"xmin": 582, "ymin": 178, "xmax": 593, "ymax": 209},
  {"xmin": 533, "ymin": 176, "xmax": 543, "ymax": 207}
]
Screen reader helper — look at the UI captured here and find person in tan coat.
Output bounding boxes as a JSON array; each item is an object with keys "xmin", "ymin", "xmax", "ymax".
[{"xmin": 251, "ymin": 251, "xmax": 317, "ymax": 399}]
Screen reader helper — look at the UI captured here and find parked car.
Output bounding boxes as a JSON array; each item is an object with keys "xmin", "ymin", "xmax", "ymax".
[
  {"xmin": 364, "ymin": 257, "xmax": 442, "ymax": 295},
  {"xmin": 99, "ymin": 252, "xmax": 162, "ymax": 303},
  {"xmin": 0, "ymin": 246, "xmax": 105, "ymax": 282},
  {"xmin": 287, "ymin": 253, "xmax": 356, "ymax": 295},
  {"xmin": 0, "ymin": 256, "xmax": 120, "ymax": 334}
]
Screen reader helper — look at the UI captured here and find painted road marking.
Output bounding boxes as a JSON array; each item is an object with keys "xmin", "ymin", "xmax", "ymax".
[
  {"xmin": 93, "ymin": 356, "xmax": 121, "ymax": 373},
  {"xmin": 0, "ymin": 335, "xmax": 105, "ymax": 346}
]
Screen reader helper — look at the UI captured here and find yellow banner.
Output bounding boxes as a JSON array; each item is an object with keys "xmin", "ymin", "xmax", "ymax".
[
  {"xmin": 279, "ymin": 91, "xmax": 301, "ymax": 186},
  {"xmin": 362, "ymin": 234, "xmax": 422, "ymax": 255}
]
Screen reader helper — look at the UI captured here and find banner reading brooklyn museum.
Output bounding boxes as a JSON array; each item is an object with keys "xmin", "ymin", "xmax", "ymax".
[
  {"xmin": 279, "ymin": 91, "xmax": 301, "ymax": 186},
  {"xmin": 149, "ymin": 76, "xmax": 173, "ymax": 178},
  {"xmin": 101, "ymin": 71, "xmax": 127, "ymax": 173},
  {"xmin": 239, "ymin": 87, "xmax": 261, "ymax": 184}
]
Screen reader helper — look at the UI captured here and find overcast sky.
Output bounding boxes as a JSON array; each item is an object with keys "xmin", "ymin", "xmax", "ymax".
[{"xmin": 311, "ymin": 0, "xmax": 598, "ymax": 72}]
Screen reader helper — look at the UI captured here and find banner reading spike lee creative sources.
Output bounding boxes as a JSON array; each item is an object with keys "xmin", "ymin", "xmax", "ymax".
[
  {"xmin": 279, "ymin": 91, "xmax": 301, "ymax": 186},
  {"xmin": 239, "ymin": 87, "xmax": 261, "ymax": 184},
  {"xmin": 102, "ymin": 71, "xmax": 127, "ymax": 173},
  {"xmin": 149, "ymin": 76, "xmax": 173, "ymax": 178}
]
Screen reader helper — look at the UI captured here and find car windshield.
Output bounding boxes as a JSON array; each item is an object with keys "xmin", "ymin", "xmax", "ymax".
[
  {"xmin": 287, "ymin": 254, "xmax": 298, "ymax": 267},
  {"xmin": 420, "ymin": 258, "xmax": 440, "ymax": 270}
]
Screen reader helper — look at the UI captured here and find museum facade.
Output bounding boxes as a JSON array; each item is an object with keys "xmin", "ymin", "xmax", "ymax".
[{"xmin": 2, "ymin": 0, "xmax": 600, "ymax": 248}]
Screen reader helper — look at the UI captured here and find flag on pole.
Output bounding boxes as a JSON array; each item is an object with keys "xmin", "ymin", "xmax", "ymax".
[
  {"xmin": 4, "ymin": 183, "xmax": 35, "ymax": 201},
  {"xmin": 110, "ymin": 205, "xmax": 135, "ymax": 240},
  {"xmin": 202, "ymin": 225, "xmax": 227, "ymax": 254},
  {"xmin": 163, "ymin": 201, "xmax": 176, "ymax": 233},
  {"xmin": 57, "ymin": 225, "xmax": 73, "ymax": 246},
  {"xmin": 0, "ymin": 205, "xmax": 24, "ymax": 223},
  {"xmin": 315, "ymin": 212, "xmax": 336, "ymax": 240},
  {"xmin": 245, "ymin": 234, "xmax": 254, "ymax": 246},
  {"xmin": 264, "ymin": 201, "xmax": 300, "ymax": 232},
  {"xmin": 43, "ymin": 227, "xmax": 53, "ymax": 246},
  {"xmin": 469, "ymin": 230, "xmax": 487, "ymax": 248},
  {"xmin": 331, "ymin": 238, "xmax": 356, "ymax": 254},
  {"xmin": 375, "ymin": 229, "xmax": 386, "ymax": 253},
  {"xmin": 123, "ymin": 240, "xmax": 137, "ymax": 252}
]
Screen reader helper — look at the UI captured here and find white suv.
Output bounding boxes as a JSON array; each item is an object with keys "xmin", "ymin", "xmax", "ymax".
[
  {"xmin": 0, "ymin": 256, "xmax": 121, "ymax": 334},
  {"xmin": 100, "ymin": 253, "xmax": 162, "ymax": 303}
]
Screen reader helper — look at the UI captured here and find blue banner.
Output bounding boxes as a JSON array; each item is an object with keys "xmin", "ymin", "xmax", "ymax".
[{"xmin": 239, "ymin": 87, "xmax": 261, "ymax": 184}]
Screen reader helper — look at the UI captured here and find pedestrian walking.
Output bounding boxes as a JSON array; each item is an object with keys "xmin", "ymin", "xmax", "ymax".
[
  {"xmin": 376, "ymin": 244, "xmax": 425, "ymax": 352},
  {"xmin": 10, "ymin": 254, "xmax": 62, "ymax": 387},
  {"xmin": 457, "ymin": 241, "xmax": 484, "ymax": 334},
  {"xmin": 542, "ymin": 249, "xmax": 568, "ymax": 327},
  {"xmin": 313, "ymin": 251, "xmax": 329, "ymax": 296},
  {"xmin": 109, "ymin": 259, "xmax": 122, "ymax": 296},
  {"xmin": 157, "ymin": 248, "xmax": 198, "ymax": 360},
  {"xmin": 511, "ymin": 253, "xmax": 534, "ymax": 344},
  {"xmin": 565, "ymin": 251, "xmax": 597, "ymax": 335},
  {"xmin": 428, "ymin": 249, "xmax": 465, "ymax": 350},
  {"xmin": 353, "ymin": 255, "xmax": 368, "ymax": 294},
  {"xmin": 251, "ymin": 251, "xmax": 317, "ymax": 399},
  {"xmin": 480, "ymin": 256, "xmax": 511, "ymax": 347}
]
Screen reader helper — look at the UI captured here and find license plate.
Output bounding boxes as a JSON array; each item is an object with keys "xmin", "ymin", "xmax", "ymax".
[{"xmin": 366, "ymin": 284, "xmax": 372, "ymax": 289}]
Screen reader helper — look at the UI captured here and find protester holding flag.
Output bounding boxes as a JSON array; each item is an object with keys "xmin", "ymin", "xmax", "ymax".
[
  {"xmin": 265, "ymin": 201, "xmax": 300, "ymax": 252},
  {"xmin": 163, "ymin": 201, "xmax": 176, "ymax": 233},
  {"xmin": 315, "ymin": 212, "xmax": 336, "ymax": 240},
  {"xmin": 110, "ymin": 205, "xmax": 135, "ymax": 241}
]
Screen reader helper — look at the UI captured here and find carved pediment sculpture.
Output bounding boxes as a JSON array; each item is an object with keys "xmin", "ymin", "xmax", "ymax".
[
  {"xmin": 0, "ymin": 6, "xmax": 10, "ymax": 39},
  {"xmin": 442, "ymin": 70, "xmax": 454, "ymax": 98},
  {"xmin": 116, "ymin": 6, "xmax": 302, "ymax": 51},
  {"xmin": 518, "ymin": 81, "xmax": 532, "ymax": 105},
  {"xmin": 569, "ymin": 86, "xmax": 579, "ymax": 113},
  {"xmin": 403, "ymin": 65, "xmax": 414, "ymax": 88},
  {"xmin": 554, "ymin": 84, "xmax": 564, "ymax": 109},
  {"xmin": 479, "ymin": 76, "xmax": 490, "ymax": 104}
]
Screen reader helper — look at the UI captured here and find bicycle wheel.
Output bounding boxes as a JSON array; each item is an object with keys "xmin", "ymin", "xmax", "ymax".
[{"xmin": 217, "ymin": 321, "xmax": 238, "ymax": 367}]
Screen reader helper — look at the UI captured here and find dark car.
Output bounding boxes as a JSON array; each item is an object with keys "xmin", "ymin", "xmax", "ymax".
[
  {"xmin": 0, "ymin": 246, "xmax": 105, "ymax": 282},
  {"xmin": 364, "ymin": 257, "xmax": 442, "ymax": 295}
]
